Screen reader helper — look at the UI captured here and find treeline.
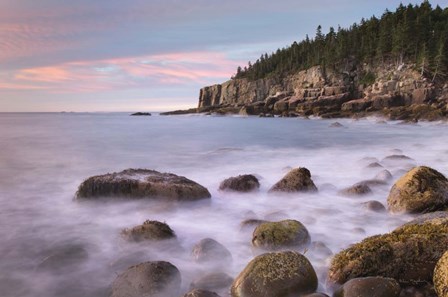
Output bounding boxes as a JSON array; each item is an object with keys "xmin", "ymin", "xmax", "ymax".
[{"xmin": 234, "ymin": 1, "xmax": 448, "ymax": 82}]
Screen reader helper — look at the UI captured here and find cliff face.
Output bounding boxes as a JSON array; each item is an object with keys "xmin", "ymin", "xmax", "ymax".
[{"xmin": 197, "ymin": 63, "xmax": 448, "ymax": 120}]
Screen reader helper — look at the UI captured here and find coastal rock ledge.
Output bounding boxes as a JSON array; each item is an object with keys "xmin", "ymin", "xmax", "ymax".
[{"xmin": 76, "ymin": 169, "xmax": 211, "ymax": 201}]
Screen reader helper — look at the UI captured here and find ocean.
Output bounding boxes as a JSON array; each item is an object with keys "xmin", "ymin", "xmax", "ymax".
[{"xmin": 0, "ymin": 112, "xmax": 447, "ymax": 296}]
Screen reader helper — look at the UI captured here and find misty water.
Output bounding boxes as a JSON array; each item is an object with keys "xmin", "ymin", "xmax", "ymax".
[{"xmin": 1, "ymin": 112, "xmax": 447, "ymax": 297}]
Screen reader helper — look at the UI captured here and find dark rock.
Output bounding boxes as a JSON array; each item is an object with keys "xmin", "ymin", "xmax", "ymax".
[
  {"xmin": 328, "ymin": 214, "xmax": 448, "ymax": 285},
  {"xmin": 366, "ymin": 162, "xmax": 383, "ymax": 169},
  {"xmin": 303, "ymin": 293, "xmax": 329, "ymax": 297},
  {"xmin": 329, "ymin": 122, "xmax": 344, "ymax": 128},
  {"xmin": 333, "ymin": 277, "xmax": 401, "ymax": 297},
  {"xmin": 37, "ymin": 243, "xmax": 88, "ymax": 272},
  {"xmin": 399, "ymin": 284, "xmax": 437, "ymax": 297},
  {"xmin": 269, "ymin": 167, "xmax": 318, "ymax": 193},
  {"xmin": 382, "ymin": 155, "xmax": 414, "ymax": 162},
  {"xmin": 434, "ymin": 250, "xmax": 448, "ymax": 297},
  {"xmin": 111, "ymin": 261, "xmax": 181, "ymax": 297},
  {"xmin": 387, "ymin": 166, "xmax": 448, "ymax": 213},
  {"xmin": 339, "ymin": 183, "xmax": 372, "ymax": 197},
  {"xmin": 231, "ymin": 251, "xmax": 318, "ymax": 297},
  {"xmin": 361, "ymin": 200, "xmax": 386, "ymax": 212},
  {"xmin": 76, "ymin": 169, "xmax": 211, "ymax": 201},
  {"xmin": 190, "ymin": 272, "xmax": 233, "ymax": 291},
  {"xmin": 121, "ymin": 220, "xmax": 176, "ymax": 242},
  {"xmin": 130, "ymin": 112, "xmax": 151, "ymax": 116},
  {"xmin": 252, "ymin": 220, "xmax": 310, "ymax": 250},
  {"xmin": 374, "ymin": 170, "xmax": 393, "ymax": 182},
  {"xmin": 191, "ymin": 238, "xmax": 232, "ymax": 263},
  {"xmin": 219, "ymin": 174, "xmax": 260, "ymax": 193},
  {"xmin": 183, "ymin": 289, "xmax": 221, "ymax": 297},
  {"xmin": 240, "ymin": 219, "xmax": 269, "ymax": 230},
  {"xmin": 160, "ymin": 108, "xmax": 198, "ymax": 115}
]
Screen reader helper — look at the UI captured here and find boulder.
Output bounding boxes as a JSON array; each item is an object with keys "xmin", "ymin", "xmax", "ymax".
[
  {"xmin": 341, "ymin": 98, "xmax": 372, "ymax": 112},
  {"xmin": 111, "ymin": 261, "xmax": 181, "ymax": 297},
  {"xmin": 339, "ymin": 183, "xmax": 372, "ymax": 197},
  {"xmin": 240, "ymin": 219, "xmax": 269, "ymax": 230},
  {"xmin": 366, "ymin": 162, "xmax": 383, "ymax": 169},
  {"xmin": 374, "ymin": 170, "xmax": 393, "ymax": 182},
  {"xmin": 387, "ymin": 166, "xmax": 448, "ymax": 213},
  {"xmin": 252, "ymin": 220, "xmax": 310, "ymax": 250},
  {"xmin": 183, "ymin": 289, "xmax": 221, "ymax": 297},
  {"xmin": 190, "ymin": 272, "xmax": 233, "ymax": 291},
  {"xmin": 412, "ymin": 88, "xmax": 435, "ymax": 104},
  {"xmin": 191, "ymin": 238, "xmax": 232, "ymax": 263},
  {"xmin": 37, "ymin": 243, "xmax": 88, "ymax": 272},
  {"xmin": 361, "ymin": 200, "xmax": 386, "ymax": 212},
  {"xmin": 269, "ymin": 168, "xmax": 318, "ymax": 193},
  {"xmin": 230, "ymin": 251, "xmax": 317, "ymax": 297},
  {"xmin": 121, "ymin": 220, "xmax": 176, "ymax": 242},
  {"xmin": 333, "ymin": 277, "xmax": 400, "ymax": 297},
  {"xmin": 76, "ymin": 169, "xmax": 211, "ymax": 201},
  {"xmin": 219, "ymin": 174, "xmax": 260, "ymax": 193},
  {"xmin": 329, "ymin": 122, "xmax": 344, "ymax": 128},
  {"xmin": 328, "ymin": 214, "xmax": 448, "ymax": 285},
  {"xmin": 434, "ymin": 250, "xmax": 448, "ymax": 297}
]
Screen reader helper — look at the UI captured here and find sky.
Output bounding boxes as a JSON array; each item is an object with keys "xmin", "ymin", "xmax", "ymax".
[{"xmin": 0, "ymin": 0, "xmax": 447, "ymax": 112}]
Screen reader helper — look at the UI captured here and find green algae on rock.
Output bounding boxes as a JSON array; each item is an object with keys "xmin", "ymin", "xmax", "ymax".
[
  {"xmin": 121, "ymin": 220, "xmax": 176, "ymax": 242},
  {"xmin": 387, "ymin": 166, "xmax": 448, "ymax": 213},
  {"xmin": 434, "ymin": 250, "xmax": 448, "ymax": 297},
  {"xmin": 231, "ymin": 251, "xmax": 317, "ymax": 297},
  {"xmin": 252, "ymin": 219, "xmax": 310, "ymax": 250}
]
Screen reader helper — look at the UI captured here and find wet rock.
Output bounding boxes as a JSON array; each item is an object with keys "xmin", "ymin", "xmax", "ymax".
[
  {"xmin": 309, "ymin": 241, "xmax": 333, "ymax": 258},
  {"xmin": 339, "ymin": 183, "xmax": 372, "ymax": 197},
  {"xmin": 329, "ymin": 122, "xmax": 344, "ymax": 128},
  {"xmin": 399, "ymin": 284, "xmax": 437, "ymax": 297},
  {"xmin": 190, "ymin": 272, "xmax": 233, "ymax": 291},
  {"xmin": 191, "ymin": 238, "xmax": 232, "ymax": 263},
  {"xmin": 37, "ymin": 243, "xmax": 88, "ymax": 272},
  {"xmin": 398, "ymin": 211, "xmax": 448, "ymax": 227},
  {"xmin": 333, "ymin": 277, "xmax": 401, "ymax": 297},
  {"xmin": 240, "ymin": 219, "xmax": 269, "ymax": 230},
  {"xmin": 328, "ymin": 214, "xmax": 448, "ymax": 285},
  {"xmin": 231, "ymin": 251, "xmax": 317, "ymax": 297},
  {"xmin": 366, "ymin": 162, "xmax": 383, "ymax": 169},
  {"xmin": 219, "ymin": 174, "xmax": 260, "ymax": 192},
  {"xmin": 121, "ymin": 220, "xmax": 176, "ymax": 242},
  {"xmin": 387, "ymin": 166, "xmax": 448, "ymax": 213},
  {"xmin": 183, "ymin": 289, "xmax": 221, "ymax": 297},
  {"xmin": 111, "ymin": 261, "xmax": 181, "ymax": 297},
  {"xmin": 357, "ymin": 179, "xmax": 388, "ymax": 187},
  {"xmin": 374, "ymin": 170, "xmax": 393, "ymax": 182},
  {"xmin": 382, "ymin": 155, "xmax": 414, "ymax": 162},
  {"xmin": 434, "ymin": 250, "xmax": 448, "ymax": 297},
  {"xmin": 361, "ymin": 200, "xmax": 386, "ymax": 212},
  {"xmin": 269, "ymin": 167, "xmax": 318, "ymax": 193},
  {"xmin": 252, "ymin": 220, "xmax": 310, "ymax": 250},
  {"xmin": 76, "ymin": 169, "xmax": 211, "ymax": 201},
  {"xmin": 303, "ymin": 293, "xmax": 329, "ymax": 297}
]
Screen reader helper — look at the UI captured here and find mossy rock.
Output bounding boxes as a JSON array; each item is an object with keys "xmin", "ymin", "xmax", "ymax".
[
  {"xmin": 339, "ymin": 183, "xmax": 372, "ymax": 197},
  {"xmin": 219, "ymin": 174, "xmax": 260, "ymax": 192},
  {"xmin": 231, "ymin": 251, "xmax": 317, "ymax": 297},
  {"xmin": 191, "ymin": 238, "xmax": 232, "ymax": 263},
  {"xmin": 252, "ymin": 220, "xmax": 311, "ymax": 250},
  {"xmin": 111, "ymin": 261, "xmax": 181, "ymax": 297},
  {"xmin": 76, "ymin": 168, "xmax": 211, "ymax": 201},
  {"xmin": 183, "ymin": 289, "xmax": 221, "ymax": 297},
  {"xmin": 434, "ymin": 250, "xmax": 448, "ymax": 297},
  {"xmin": 333, "ymin": 277, "xmax": 401, "ymax": 297},
  {"xmin": 269, "ymin": 168, "xmax": 318, "ymax": 193},
  {"xmin": 387, "ymin": 166, "xmax": 448, "ymax": 213},
  {"xmin": 121, "ymin": 220, "xmax": 176, "ymax": 242},
  {"xmin": 328, "ymin": 214, "xmax": 448, "ymax": 285}
]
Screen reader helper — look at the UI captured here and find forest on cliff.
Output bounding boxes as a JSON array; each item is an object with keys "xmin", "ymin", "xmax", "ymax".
[{"xmin": 234, "ymin": 1, "xmax": 448, "ymax": 83}]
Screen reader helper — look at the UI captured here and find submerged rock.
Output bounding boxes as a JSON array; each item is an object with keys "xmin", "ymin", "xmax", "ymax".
[
  {"xmin": 191, "ymin": 238, "xmax": 232, "ymax": 263},
  {"xmin": 329, "ymin": 122, "xmax": 344, "ymax": 128},
  {"xmin": 184, "ymin": 289, "xmax": 221, "ymax": 297},
  {"xmin": 190, "ymin": 272, "xmax": 233, "ymax": 291},
  {"xmin": 328, "ymin": 213, "xmax": 448, "ymax": 285},
  {"xmin": 111, "ymin": 261, "xmax": 181, "ymax": 297},
  {"xmin": 434, "ymin": 250, "xmax": 448, "ymax": 297},
  {"xmin": 37, "ymin": 243, "xmax": 88, "ymax": 272},
  {"xmin": 361, "ymin": 200, "xmax": 386, "ymax": 212},
  {"xmin": 240, "ymin": 219, "xmax": 269, "ymax": 230},
  {"xmin": 76, "ymin": 169, "xmax": 211, "ymax": 201},
  {"xmin": 387, "ymin": 166, "xmax": 448, "ymax": 213},
  {"xmin": 219, "ymin": 174, "xmax": 260, "ymax": 192},
  {"xmin": 339, "ymin": 183, "xmax": 372, "ymax": 197},
  {"xmin": 269, "ymin": 168, "xmax": 318, "ymax": 193},
  {"xmin": 121, "ymin": 220, "xmax": 176, "ymax": 242},
  {"xmin": 231, "ymin": 251, "xmax": 317, "ymax": 297},
  {"xmin": 333, "ymin": 277, "xmax": 401, "ymax": 297},
  {"xmin": 374, "ymin": 170, "xmax": 393, "ymax": 182},
  {"xmin": 252, "ymin": 219, "xmax": 310, "ymax": 250}
]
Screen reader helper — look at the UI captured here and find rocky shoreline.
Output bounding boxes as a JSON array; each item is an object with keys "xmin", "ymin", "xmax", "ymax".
[
  {"xmin": 162, "ymin": 63, "xmax": 448, "ymax": 122},
  {"xmin": 71, "ymin": 160, "xmax": 448, "ymax": 297}
]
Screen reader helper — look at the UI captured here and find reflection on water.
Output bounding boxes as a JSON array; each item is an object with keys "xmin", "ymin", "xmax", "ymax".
[{"xmin": 0, "ymin": 113, "xmax": 447, "ymax": 296}]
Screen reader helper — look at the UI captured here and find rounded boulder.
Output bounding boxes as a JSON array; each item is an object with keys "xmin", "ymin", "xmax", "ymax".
[
  {"xmin": 219, "ymin": 174, "xmax": 260, "ymax": 192},
  {"xmin": 231, "ymin": 251, "xmax": 318, "ymax": 297},
  {"xmin": 434, "ymin": 250, "xmax": 448, "ymax": 297},
  {"xmin": 121, "ymin": 220, "xmax": 176, "ymax": 242},
  {"xmin": 269, "ymin": 168, "xmax": 317, "ymax": 193},
  {"xmin": 333, "ymin": 277, "xmax": 401, "ymax": 297},
  {"xmin": 387, "ymin": 166, "xmax": 448, "ymax": 213},
  {"xmin": 252, "ymin": 220, "xmax": 310, "ymax": 250}
]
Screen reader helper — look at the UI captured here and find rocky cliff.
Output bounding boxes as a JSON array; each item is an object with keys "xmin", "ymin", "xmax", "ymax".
[{"xmin": 193, "ymin": 62, "xmax": 448, "ymax": 121}]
